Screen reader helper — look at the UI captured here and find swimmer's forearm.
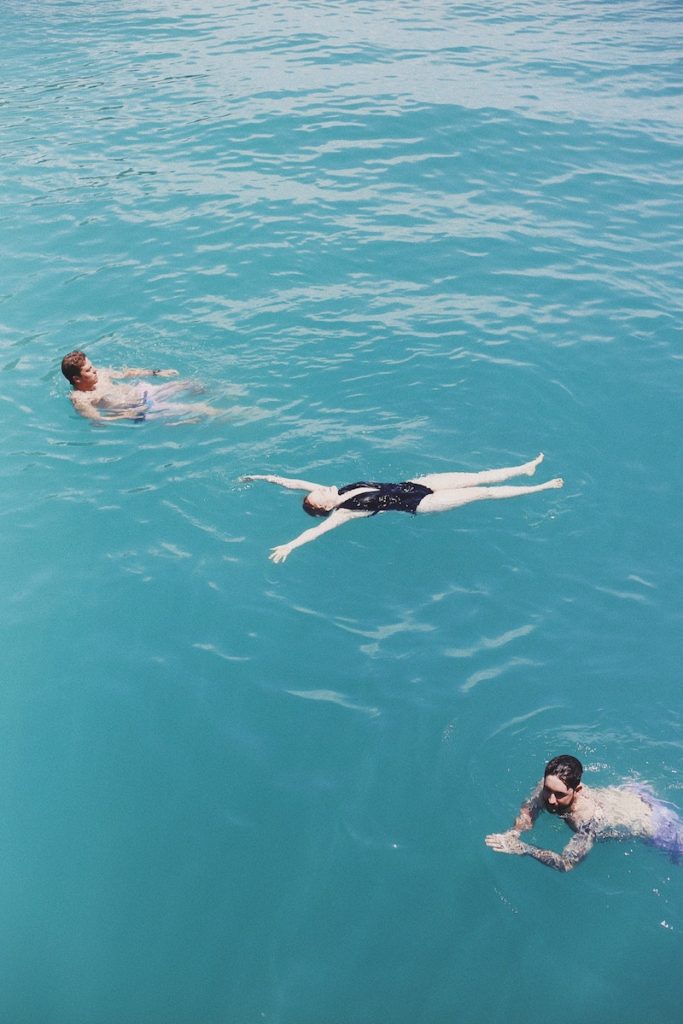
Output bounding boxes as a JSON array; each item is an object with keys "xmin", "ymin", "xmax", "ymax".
[
  {"xmin": 487, "ymin": 820, "xmax": 592, "ymax": 871},
  {"xmin": 521, "ymin": 829, "xmax": 593, "ymax": 871},
  {"xmin": 113, "ymin": 368, "xmax": 179, "ymax": 379},
  {"xmin": 514, "ymin": 803, "xmax": 540, "ymax": 833},
  {"xmin": 73, "ymin": 400, "xmax": 141, "ymax": 424},
  {"xmin": 271, "ymin": 519, "xmax": 343, "ymax": 560},
  {"xmin": 512, "ymin": 786, "xmax": 543, "ymax": 832},
  {"xmin": 288, "ymin": 525, "xmax": 329, "ymax": 551},
  {"xmin": 83, "ymin": 411, "xmax": 135, "ymax": 424},
  {"xmin": 269, "ymin": 511, "xmax": 361, "ymax": 562},
  {"xmin": 517, "ymin": 843, "xmax": 576, "ymax": 871},
  {"xmin": 244, "ymin": 474, "xmax": 322, "ymax": 491},
  {"xmin": 72, "ymin": 399, "xmax": 104, "ymax": 422},
  {"xmin": 268, "ymin": 528, "xmax": 324, "ymax": 563}
]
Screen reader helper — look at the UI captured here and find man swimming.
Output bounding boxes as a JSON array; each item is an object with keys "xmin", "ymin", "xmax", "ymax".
[
  {"xmin": 61, "ymin": 350, "xmax": 219, "ymax": 423},
  {"xmin": 243, "ymin": 454, "xmax": 563, "ymax": 563},
  {"xmin": 485, "ymin": 754, "xmax": 683, "ymax": 871}
]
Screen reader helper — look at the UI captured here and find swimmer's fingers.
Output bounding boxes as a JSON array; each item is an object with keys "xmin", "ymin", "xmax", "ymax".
[
  {"xmin": 484, "ymin": 833, "xmax": 506, "ymax": 850},
  {"xmin": 485, "ymin": 832, "xmax": 526, "ymax": 855},
  {"xmin": 157, "ymin": 369, "xmax": 179, "ymax": 377},
  {"xmin": 269, "ymin": 544, "xmax": 292, "ymax": 564},
  {"xmin": 241, "ymin": 474, "xmax": 268, "ymax": 482}
]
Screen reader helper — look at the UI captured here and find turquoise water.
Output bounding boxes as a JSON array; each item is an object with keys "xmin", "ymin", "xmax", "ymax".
[{"xmin": 2, "ymin": 1, "xmax": 683, "ymax": 1020}]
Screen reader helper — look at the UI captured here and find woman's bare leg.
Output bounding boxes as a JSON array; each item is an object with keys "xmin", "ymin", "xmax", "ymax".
[
  {"xmin": 416, "ymin": 476, "xmax": 563, "ymax": 514},
  {"xmin": 412, "ymin": 453, "xmax": 544, "ymax": 492}
]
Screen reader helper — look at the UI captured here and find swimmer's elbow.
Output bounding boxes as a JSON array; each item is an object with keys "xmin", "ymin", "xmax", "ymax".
[
  {"xmin": 541, "ymin": 856, "xmax": 575, "ymax": 873},
  {"xmin": 530, "ymin": 847, "xmax": 582, "ymax": 872},
  {"xmin": 560, "ymin": 851, "xmax": 591, "ymax": 872}
]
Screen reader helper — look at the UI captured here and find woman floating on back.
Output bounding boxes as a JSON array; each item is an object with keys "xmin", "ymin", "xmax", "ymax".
[{"xmin": 243, "ymin": 453, "xmax": 563, "ymax": 562}]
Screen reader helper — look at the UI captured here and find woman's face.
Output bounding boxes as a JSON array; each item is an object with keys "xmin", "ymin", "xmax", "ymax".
[{"xmin": 306, "ymin": 486, "xmax": 340, "ymax": 512}]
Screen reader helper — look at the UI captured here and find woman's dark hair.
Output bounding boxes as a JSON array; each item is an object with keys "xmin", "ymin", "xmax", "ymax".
[
  {"xmin": 302, "ymin": 496, "xmax": 330, "ymax": 518},
  {"xmin": 544, "ymin": 754, "xmax": 583, "ymax": 790}
]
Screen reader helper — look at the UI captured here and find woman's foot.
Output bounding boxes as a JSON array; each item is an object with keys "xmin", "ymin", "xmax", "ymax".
[{"xmin": 523, "ymin": 452, "xmax": 544, "ymax": 476}]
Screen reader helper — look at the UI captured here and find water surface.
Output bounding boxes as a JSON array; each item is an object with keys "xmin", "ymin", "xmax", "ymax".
[{"xmin": 2, "ymin": 2, "xmax": 683, "ymax": 1022}]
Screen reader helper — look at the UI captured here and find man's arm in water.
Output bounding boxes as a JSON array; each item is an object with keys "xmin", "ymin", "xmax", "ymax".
[
  {"xmin": 484, "ymin": 782, "xmax": 543, "ymax": 848},
  {"xmin": 512, "ymin": 782, "xmax": 544, "ymax": 833},
  {"xmin": 485, "ymin": 825, "xmax": 595, "ymax": 872},
  {"xmin": 110, "ymin": 367, "xmax": 179, "ymax": 379},
  {"xmin": 70, "ymin": 393, "xmax": 106, "ymax": 421},
  {"xmin": 70, "ymin": 393, "xmax": 139, "ymax": 423}
]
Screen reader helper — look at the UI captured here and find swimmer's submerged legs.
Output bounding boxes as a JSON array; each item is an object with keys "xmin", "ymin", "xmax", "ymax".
[
  {"xmin": 416, "ymin": 477, "xmax": 563, "ymax": 514},
  {"xmin": 148, "ymin": 380, "xmax": 205, "ymax": 401},
  {"xmin": 626, "ymin": 783, "xmax": 683, "ymax": 863},
  {"xmin": 413, "ymin": 454, "xmax": 544, "ymax": 492},
  {"xmin": 144, "ymin": 381, "xmax": 219, "ymax": 419},
  {"xmin": 148, "ymin": 401, "xmax": 220, "ymax": 420}
]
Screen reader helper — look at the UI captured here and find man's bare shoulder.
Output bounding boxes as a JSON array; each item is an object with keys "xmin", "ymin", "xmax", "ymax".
[{"xmin": 568, "ymin": 784, "xmax": 655, "ymax": 838}]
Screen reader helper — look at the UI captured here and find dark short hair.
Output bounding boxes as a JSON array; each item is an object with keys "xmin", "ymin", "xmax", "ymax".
[
  {"xmin": 544, "ymin": 754, "xmax": 583, "ymax": 790},
  {"xmin": 61, "ymin": 350, "xmax": 87, "ymax": 384},
  {"xmin": 302, "ymin": 496, "xmax": 330, "ymax": 518}
]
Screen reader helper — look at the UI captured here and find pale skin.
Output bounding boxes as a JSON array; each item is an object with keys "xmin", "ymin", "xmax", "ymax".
[
  {"xmin": 485, "ymin": 774, "xmax": 662, "ymax": 872},
  {"xmin": 67, "ymin": 357, "xmax": 218, "ymax": 422},
  {"xmin": 242, "ymin": 453, "xmax": 563, "ymax": 563}
]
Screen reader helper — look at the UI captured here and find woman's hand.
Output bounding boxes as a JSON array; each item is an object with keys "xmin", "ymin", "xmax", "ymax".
[{"xmin": 269, "ymin": 543, "xmax": 293, "ymax": 563}]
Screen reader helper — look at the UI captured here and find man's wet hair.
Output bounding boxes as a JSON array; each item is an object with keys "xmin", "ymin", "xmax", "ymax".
[
  {"xmin": 61, "ymin": 350, "xmax": 87, "ymax": 384},
  {"xmin": 302, "ymin": 496, "xmax": 330, "ymax": 518},
  {"xmin": 544, "ymin": 754, "xmax": 583, "ymax": 790}
]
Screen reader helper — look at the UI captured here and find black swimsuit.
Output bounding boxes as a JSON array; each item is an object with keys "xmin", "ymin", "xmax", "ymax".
[{"xmin": 336, "ymin": 481, "xmax": 433, "ymax": 515}]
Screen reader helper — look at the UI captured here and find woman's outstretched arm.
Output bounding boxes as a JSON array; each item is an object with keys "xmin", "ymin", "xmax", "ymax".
[
  {"xmin": 242, "ymin": 474, "xmax": 324, "ymax": 492},
  {"xmin": 269, "ymin": 510, "xmax": 369, "ymax": 563}
]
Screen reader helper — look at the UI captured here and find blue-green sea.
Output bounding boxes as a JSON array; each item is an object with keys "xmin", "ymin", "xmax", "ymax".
[{"xmin": 2, "ymin": 1, "xmax": 683, "ymax": 1021}]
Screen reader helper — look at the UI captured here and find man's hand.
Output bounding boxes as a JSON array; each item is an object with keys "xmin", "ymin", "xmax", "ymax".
[
  {"xmin": 485, "ymin": 831, "xmax": 527, "ymax": 856},
  {"xmin": 155, "ymin": 369, "xmax": 179, "ymax": 377}
]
